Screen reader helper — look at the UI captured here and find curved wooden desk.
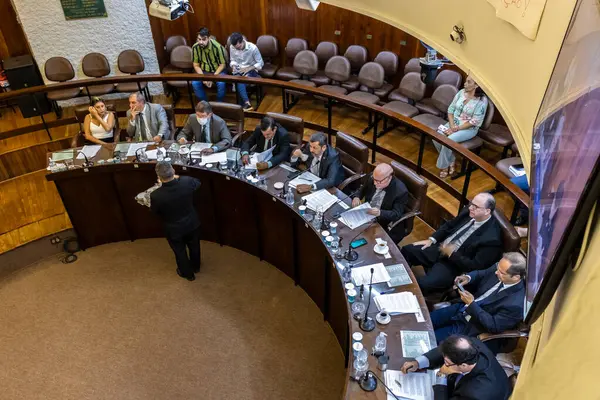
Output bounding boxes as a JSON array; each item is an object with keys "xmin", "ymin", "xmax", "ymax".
[{"xmin": 46, "ymin": 144, "xmax": 435, "ymax": 399}]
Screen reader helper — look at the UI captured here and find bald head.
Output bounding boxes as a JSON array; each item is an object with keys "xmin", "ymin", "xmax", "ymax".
[
  {"xmin": 468, "ymin": 192, "xmax": 495, "ymax": 221},
  {"xmin": 441, "ymin": 335, "xmax": 479, "ymax": 370},
  {"xmin": 373, "ymin": 163, "xmax": 394, "ymax": 189}
]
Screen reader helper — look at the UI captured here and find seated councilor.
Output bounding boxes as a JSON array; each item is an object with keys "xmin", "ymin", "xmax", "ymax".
[
  {"xmin": 176, "ymin": 101, "xmax": 232, "ymax": 154},
  {"xmin": 83, "ymin": 97, "xmax": 116, "ymax": 145},
  {"xmin": 241, "ymin": 116, "xmax": 291, "ymax": 170}
]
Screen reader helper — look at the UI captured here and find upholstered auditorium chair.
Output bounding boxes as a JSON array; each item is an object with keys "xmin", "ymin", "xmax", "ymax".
[
  {"xmin": 403, "ymin": 57, "xmax": 422, "ymax": 75},
  {"xmin": 275, "ymin": 38, "xmax": 308, "ymax": 81},
  {"xmin": 335, "ymin": 131, "xmax": 369, "ymax": 193},
  {"xmin": 347, "ymin": 62, "xmax": 385, "ymax": 105},
  {"xmin": 284, "ymin": 50, "xmax": 319, "ymax": 109},
  {"xmin": 164, "ymin": 45, "xmax": 193, "ymax": 104},
  {"xmin": 415, "ymin": 69, "xmax": 463, "ymax": 114},
  {"xmin": 382, "ymin": 72, "xmax": 427, "ymax": 119},
  {"xmin": 256, "ymin": 35, "xmax": 280, "ymax": 79},
  {"xmin": 115, "ymin": 50, "xmax": 149, "ymax": 99},
  {"xmin": 162, "ymin": 35, "xmax": 188, "ymax": 74},
  {"xmin": 43, "ymin": 57, "xmax": 81, "ymax": 117},
  {"xmin": 412, "ymin": 84, "xmax": 457, "ymax": 121},
  {"xmin": 266, "ymin": 112, "xmax": 304, "ymax": 149},
  {"xmin": 210, "ymin": 102, "xmax": 246, "ymax": 145},
  {"xmin": 359, "ymin": 51, "xmax": 398, "ymax": 99},
  {"xmin": 341, "ymin": 45, "xmax": 368, "ymax": 92},
  {"xmin": 478, "ymin": 102, "xmax": 515, "ymax": 159},
  {"xmin": 316, "ymin": 56, "xmax": 352, "ymax": 98},
  {"xmin": 310, "ymin": 41, "xmax": 339, "ymax": 86},
  {"xmin": 81, "ymin": 52, "xmax": 115, "ymax": 96}
]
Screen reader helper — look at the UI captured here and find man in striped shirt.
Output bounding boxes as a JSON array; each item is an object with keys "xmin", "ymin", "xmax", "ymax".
[{"xmin": 192, "ymin": 27, "xmax": 227, "ymax": 102}]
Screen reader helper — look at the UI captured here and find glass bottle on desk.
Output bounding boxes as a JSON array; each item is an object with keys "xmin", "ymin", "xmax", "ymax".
[
  {"xmin": 373, "ymin": 332, "xmax": 387, "ymax": 356},
  {"xmin": 285, "ymin": 188, "xmax": 295, "ymax": 205},
  {"xmin": 353, "ymin": 349, "xmax": 369, "ymax": 380}
]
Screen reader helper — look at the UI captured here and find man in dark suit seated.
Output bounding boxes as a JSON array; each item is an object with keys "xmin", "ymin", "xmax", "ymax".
[
  {"xmin": 150, "ymin": 162, "xmax": 202, "ymax": 282},
  {"xmin": 401, "ymin": 192, "xmax": 503, "ymax": 295},
  {"xmin": 290, "ymin": 132, "xmax": 345, "ymax": 193},
  {"xmin": 401, "ymin": 334, "xmax": 511, "ymax": 400},
  {"xmin": 176, "ymin": 101, "xmax": 232, "ymax": 154},
  {"xmin": 241, "ymin": 116, "xmax": 291, "ymax": 170},
  {"xmin": 351, "ymin": 163, "xmax": 409, "ymax": 243},
  {"xmin": 431, "ymin": 252, "xmax": 526, "ymax": 343}
]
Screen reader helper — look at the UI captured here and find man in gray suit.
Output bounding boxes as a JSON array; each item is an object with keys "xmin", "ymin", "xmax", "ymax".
[
  {"xmin": 126, "ymin": 92, "xmax": 170, "ymax": 142},
  {"xmin": 176, "ymin": 101, "xmax": 232, "ymax": 154}
]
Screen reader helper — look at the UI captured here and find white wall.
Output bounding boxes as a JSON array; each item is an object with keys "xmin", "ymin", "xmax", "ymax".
[{"xmin": 11, "ymin": 0, "xmax": 162, "ymax": 103}]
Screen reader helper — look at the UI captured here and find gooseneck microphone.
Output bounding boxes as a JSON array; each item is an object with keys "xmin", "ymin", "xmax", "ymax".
[
  {"xmin": 344, "ymin": 220, "xmax": 376, "ymax": 261},
  {"xmin": 77, "ymin": 150, "xmax": 92, "ymax": 167},
  {"xmin": 279, "ymin": 170, "xmax": 303, "ymax": 199},
  {"xmin": 359, "ymin": 267, "xmax": 376, "ymax": 332},
  {"xmin": 188, "ymin": 151, "xmax": 202, "ymax": 166}
]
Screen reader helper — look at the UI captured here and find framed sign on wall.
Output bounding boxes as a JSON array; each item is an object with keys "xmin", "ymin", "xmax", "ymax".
[{"xmin": 60, "ymin": 0, "xmax": 108, "ymax": 20}]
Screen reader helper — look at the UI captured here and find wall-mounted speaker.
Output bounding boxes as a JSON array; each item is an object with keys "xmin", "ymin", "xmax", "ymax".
[{"xmin": 3, "ymin": 55, "xmax": 52, "ymax": 118}]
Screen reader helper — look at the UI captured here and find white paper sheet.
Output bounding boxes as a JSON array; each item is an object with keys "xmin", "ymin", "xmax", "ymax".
[
  {"xmin": 352, "ymin": 262, "xmax": 391, "ymax": 286},
  {"xmin": 385, "ymin": 370, "xmax": 434, "ymax": 400},
  {"xmin": 76, "ymin": 145, "xmax": 101, "ymax": 160},
  {"xmin": 201, "ymin": 152, "xmax": 228, "ymax": 164},
  {"xmin": 386, "ymin": 263, "xmax": 412, "ymax": 287},
  {"xmin": 114, "ymin": 143, "xmax": 130, "ymax": 153},
  {"xmin": 302, "ymin": 189, "xmax": 339, "ymax": 212},
  {"xmin": 288, "ymin": 171, "xmax": 321, "ymax": 189},
  {"xmin": 127, "ymin": 143, "xmax": 150, "ymax": 157},
  {"xmin": 145, "ymin": 148, "xmax": 166, "ymax": 160},
  {"xmin": 191, "ymin": 142, "xmax": 212, "ymax": 152},
  {"xmin": 338, "ymin": 202, "xmax": 377, "ymax": 230},
  {"xmin": 51, "ymin": 150, "xmax": 74, "ymax": 162},
  {"xmin": 279, "ymin": 163, "xmax": 297, "ymax": 173},
  {"xmin": 374, "ymin": 292, "xmax": 420, "ymax": 314},
  {"xmin": 401, "ymin": 331, "xmax": 432, "ymax": 359}
]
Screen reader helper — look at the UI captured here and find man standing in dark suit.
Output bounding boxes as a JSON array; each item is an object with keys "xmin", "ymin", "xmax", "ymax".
[
  {"xmin": 431, "ymin": 252, "xmax": 526, "ymax": 343},
  {"xmin": 352, "ymin": 163, "xmax": 409, "ymax": 243},
  {"xmin": 290, "ymin": 132, "xmax": 345, "ymax": 193},
  {"xmin": 401, "ymin": 335, "xmax": 511, "ymax": 400},
  {"xmin": 176, "ymin": 101, "xmax": 232, "ymax": 154},
  {"xmin": 150, "ymin": 162, "xmax": 201, "ymax": 281},
  {"xmin": 401, "ymin": 192, "xmax": 503, "ymax": 295},
  {"xmin": 241, "ymin": 116, "xmax": 291, "ymax": 170}
]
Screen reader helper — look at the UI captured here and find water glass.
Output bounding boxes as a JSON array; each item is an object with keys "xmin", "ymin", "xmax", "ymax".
[
  {"xmin": 331, "ymin": 237, "xmax": 340, "ymax": 254},
  {"xmin": 329, "ymin": 222, "xmax": 338, "ymax": 235},
  {"xmin": 326, "ymin": 236, "xmax": 333, "ymax": 247}
]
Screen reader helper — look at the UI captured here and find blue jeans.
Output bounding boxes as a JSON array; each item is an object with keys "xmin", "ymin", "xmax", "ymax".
[
  {"xmin": 192, "ymin": 71, "xmax": 227, "ymax": 102},
  {"xmin": 433, "ymin": 127, "xmax": 479, "ymax": 169},
  {"xmin": 234, "ymin": 70, "xmax": 259, "ymax": 105}
]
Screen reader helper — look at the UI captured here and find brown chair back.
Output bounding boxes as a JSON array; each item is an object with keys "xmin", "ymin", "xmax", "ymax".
[
  {"xmin": 374, "ymin": 51, "xmax": 399, "ymax": 80},
  {"xmin": 45, "ymin": 57, "xmax": 76, "ymax": 82},
  {"xmin": 357, "ymin": 62, "xmax": 385, "ymax": 90},
  {"xmin": 161, "ymin": 104, "xmax": 176, "ymax": 140},
  {"xmin": 434, "ymin": 69, "xmax": 463, "ymax": 89},
  {"xmin": 285, "ymin": 38, "xmax": 308, "ymax": 61},
  {"xmin": 315, "ymin": 41, "xmax": 338, "ymax": 68},
  {"xmin": 293, "ymin": 50, "xmax": 318, "ymax": 76},
  {"xmin": 170, "ymin": 45, "xmax": 193, "ymax": 70},
  {"xmin": 118, "ymin": 50, "xmax": 145, "ymax": 74},
  {"xmin": 430, "ymin": 84, "xmax": 459, "ymax": 114},
  {"xmin": 165, "ymin": 35, "xmax": 188, "ymax": 54},
  {"xmin": 267, "ymin": 112, "xmax": 304, "ymax": 147},
  {"xmin": 210, "ymin": 102, "xmax": 244, "ymax": 137},
  {"xmin": 82, "ymin": 52, "xmax": 111, "ymax": 77},
  {"xmin": 404, "ymin": 58, "xmax": 421, "ymax": 75},
  {"xmin": 257, "ymin": 35, "xmax": 279, "ymax": 60},
  {"xmin": 481, "ymin": 99, "xmax": 495, "ymax": 131},
  {"xmin": 324, "ymin": 56, "xmax": 351, "ymax": 83},
  {"xmin": 398, "ymin": 72, "xmax": 427, "ymax": 102},
  {"xmin": 391, "ymin": 161, "xmax": 428, "ymax": 236},
  {"xmin": 335, "ymin": 131, "xmax": 369, "ymax": 175},
  {"xmin": 344, "ymin": 45, "xmax": 368, "ymax": 74},
  {"xmin": 493, "ymin": 209, "xmax": 520, "ymax": 252}
]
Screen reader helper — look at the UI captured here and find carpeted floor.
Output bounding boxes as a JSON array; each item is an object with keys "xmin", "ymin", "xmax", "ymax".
[{"xmin": 0, "ymin": 239, "xmax": 346, "ymax": 400}]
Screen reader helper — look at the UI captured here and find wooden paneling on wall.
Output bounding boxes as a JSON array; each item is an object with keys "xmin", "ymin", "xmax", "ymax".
[
  {"xmin": 0, "ymin": 1, "xmax": 30, "ymax": 62},
  {"xmin": 0, "ymin": 137, "xmax": 73, "ymax": 182},
  {"xmin": 148, "ymin": 0, "xmax": 422, "ymax": 77}
]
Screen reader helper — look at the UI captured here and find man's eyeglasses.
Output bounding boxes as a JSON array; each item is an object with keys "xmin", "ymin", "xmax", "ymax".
[
  {"xmin": 468, "ymin": 201, "xmax": 486, "ymax": 210},
  {"xmin": 374, "ymin": 174, "xmax": 392, "ymax": 184}
]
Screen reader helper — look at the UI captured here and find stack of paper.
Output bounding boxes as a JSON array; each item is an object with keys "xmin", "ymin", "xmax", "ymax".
[
  {"xmin": 374, "ymin": 292, "xmax": 420, "ymax": 314},
  {"xmin": 386, "ymin": 263, "xmax": 412, "ymax": 287},
  {"xmin": 400, "ymin": 330, "xmax": 432, "ymax": 358},
  {"xmin": 352, "ymin": 262, "xmax": 391, "ymax": 286},
  {"xmin": 301, "ymin": 189, "xmax": 339, "ymax": 212},
  {"xmin": 127, "ymin": 143, "xmax": 151, "ymax": 157},
  {"xmin": 245, "ymin": 146, "xmax": 275, "ymax": 170},
  {"xmin": 289, "ymin": 171, "xmax": 321, "ymax": 189},
  {"xmin": 145, "ymin": 148, "xmax": 166, "ymax": 160},
  {"xmin": 201, "ymin": 152, "xmax": 228, "ymax": 164},
  {"xmin": 384, "ymin": 370, "xmax": 434, "ymax": 400},
  {"xmin": 338, "ymin": 202, "xmax": 376, "ymax": 229},
  {"xmin": 76, "ymin": 145, "xmax": 101, "ymax": 160}
]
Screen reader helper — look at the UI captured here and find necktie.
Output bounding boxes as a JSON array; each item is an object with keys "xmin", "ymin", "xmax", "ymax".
[
  {"xmin": 371, "ymin": 189, "xmax": 385, "ymax": 209},
  {"xmin": 265, "ymin": 138, "xmax": 272, "ymax": 151},
  {"xmin": 311, "ymin": 157, "xmax": 320, "ymax": 176},
  {"xmin": 138, "ymin": 113, "xmax": 147, "ymax": 141},
  {"xmin": 447, "ymin": 220, "xmax": 475, "ymax": 245},
  {"xmin": 202, "ymin": 124, "xmax": 208, "ymax": 143}
]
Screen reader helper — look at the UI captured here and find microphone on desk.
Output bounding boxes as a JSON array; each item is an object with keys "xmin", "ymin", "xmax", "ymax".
[
  {"xmin": 359, "ymin": 267, "xmax": 376, "ymax": 332},
  {"xmin": 233, "ymin": 147, "xmax": 242, "ymax": 174},
  {"xmin": 344, "ymin": 220, "xmax": 376, "ymax": 262},
  {"xmin": 188, "ymin": 151, "xmax": 202, "ymax": 166},
  {"xmin": 77, "ymin": 151, "xmax": 93, "ymax": 167},
  {"xmin": 279, "ymin": 170, "xmax": 303, "ymax": 198}
]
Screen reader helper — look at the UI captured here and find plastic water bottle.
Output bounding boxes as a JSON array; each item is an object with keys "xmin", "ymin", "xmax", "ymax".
[
  {"xmin": 353, "ymin": 349, "xmax": 369, "ymax": 380},
  {"xmin": 373, "ymin": 332, "xmax": 387, "ymax": 356},
  {"xmin": 48, "ymin": 157, "xmax": 55, "ymax": 169},
  {"xmin": 285, "ymin": 188, "xmax": 294, "ymax": 205}
]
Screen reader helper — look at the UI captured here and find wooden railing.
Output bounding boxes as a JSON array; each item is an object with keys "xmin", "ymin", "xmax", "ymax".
[{"xmin": 0, "ymin": 73, "xmax": 529, "ymax": 214}]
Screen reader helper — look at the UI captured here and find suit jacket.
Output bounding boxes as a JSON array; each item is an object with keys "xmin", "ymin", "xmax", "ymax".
[
  {"xmin": 432, "ymin": 208, "xmax": 503, "ymax": 273},
  {"xmin": 150, "ymin": 176, "xmax": 201, "ymax": 240},
  {"xmin": 126, "ymin": 103, "xmax": 170, "ymax": 141},
  {"xmin": 240, "ymin": 123, "xmax": 291, "ymax": 167},
  {"xmin": 443, "ymin": 265, "xmax": 525, "ymax": 336},
  {"xmin": 358, "ymin": 176, "xmax": 409, "ymax": 240},
  {"xmin": 291, "ymin": 144, "xmax": 345, "ymax": 190},
  {"xmin": 176, "ymin": 114, "xmax": 232, "ymax": 152},
  {"xmin": 424, "ymin": 338, "xmax": 511, "ymax": 400}
]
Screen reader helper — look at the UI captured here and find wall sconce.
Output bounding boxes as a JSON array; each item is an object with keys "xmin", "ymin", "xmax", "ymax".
[{"xmin": 450, "ymin": 25, "xmax": 466, "ymax": 44}]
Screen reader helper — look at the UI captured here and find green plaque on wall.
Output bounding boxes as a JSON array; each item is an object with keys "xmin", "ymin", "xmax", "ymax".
[{"xmin": 60, "ymin": 0, "xmax": 108, "ymax": 20}]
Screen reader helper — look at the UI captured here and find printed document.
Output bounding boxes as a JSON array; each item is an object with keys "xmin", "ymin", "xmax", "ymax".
[
  {"xmin": 338, "ymin": 202, "xmax": 377, "ymax": 230},
  {"xmin": 51, "ymin": 149, "xmax": 74, "ymax": 162},
  {"xmin": 201, "ymin": 152, "xmax": 228, "ymax": 164},
  {"xmin": 374, "ymin": 292, "xmax": 420, "ymax": 314},
  {"xmin": 114, "ymin": 143, "xmax": 130, "ymax": 154},
  {"xmin": 301, "ymin": 189, "xmax": 339, "ymax": 212},
  {"xmin": 401, "ymin": 331, "xmax": 432, "ymax": 358},
  {"xmin": 385, "ymin": 370, "xmax": 434, "ymax": 400},
  {"xmin": 289, "ymin": 171, "xmax": 321, "ymax": 189},
  {"xmin": 127, "ymin": 143, "xmax": 150, "ymax": 157},
  {"xmin": 191, "ymin": 142, "xmax": 212, "ymax": 152},
  {"xmin": 76, "ymin": 145, "xmax": 101, "ymax": 160},
  {"xmin": 352, "ymin": 263, "xmax": 391, "ymax": 286},
  {"xmin": 386, "ymin": 263, "xmax": 412, "ymax": 287},
  {"xmin": 245, "ymin": 146, "xmax": 275, "ymax": 169},
  {"xmin": 145, "ymin": 148, "xmax": 166, "ymax": 160}
]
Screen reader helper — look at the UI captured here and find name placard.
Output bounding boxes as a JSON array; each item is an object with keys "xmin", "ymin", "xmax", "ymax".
[{"xmin": 60, "ymin": 0, "xmax": 108, "ymax": 20}]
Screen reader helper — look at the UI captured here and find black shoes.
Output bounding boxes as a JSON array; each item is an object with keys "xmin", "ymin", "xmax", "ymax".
[{"xmin": 177, "ymin": 269, "xmax": 195, "ymax": 281}]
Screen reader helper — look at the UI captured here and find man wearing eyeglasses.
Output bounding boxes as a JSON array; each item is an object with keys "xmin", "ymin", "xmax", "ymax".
[
  {"xmin": 351, "ymin": 163, "xmax": 409, "ymax": 243},
  {"xmin": 401, "ymin": 335, "xmax": 511, "ymax": 400},
  {"xmin": 401, "ymin": 192, "xmax": 503, "ymax": 295},
  {"xmin": 430, "ymin": 252, "xmax": 526, "ymax": 343}
]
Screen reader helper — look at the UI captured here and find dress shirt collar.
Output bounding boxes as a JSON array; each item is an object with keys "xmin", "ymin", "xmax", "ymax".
[{"xmin": 473, "ymin": 215, "xmax": 491, "ymax": 228}]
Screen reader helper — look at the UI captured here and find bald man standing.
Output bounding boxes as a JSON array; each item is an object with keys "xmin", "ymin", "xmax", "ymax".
[{"xmin": 352, "ymin": 163, "xmax": 409, "ymax": 243}]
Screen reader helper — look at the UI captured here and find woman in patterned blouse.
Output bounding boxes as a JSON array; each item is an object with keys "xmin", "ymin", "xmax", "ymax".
[{"xmin": 435, "ymin": 76, "xmax": 488, "ymax": 178}]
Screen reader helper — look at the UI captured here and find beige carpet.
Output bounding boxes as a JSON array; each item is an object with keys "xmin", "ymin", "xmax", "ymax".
[{"xmin": 0, "ymin": 239, "xmax": 346, "ymax": 400}]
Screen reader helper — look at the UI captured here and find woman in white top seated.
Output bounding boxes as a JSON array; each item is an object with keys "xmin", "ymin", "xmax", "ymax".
[{"xmin": 84, "ymin": 97, "xmax": 116, "ymax": 145}]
